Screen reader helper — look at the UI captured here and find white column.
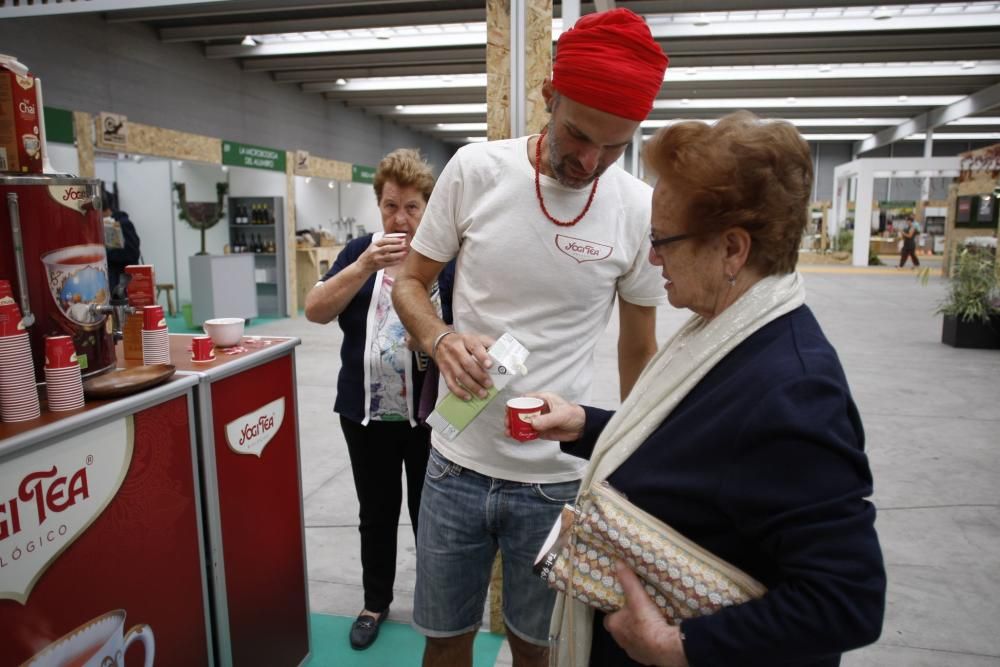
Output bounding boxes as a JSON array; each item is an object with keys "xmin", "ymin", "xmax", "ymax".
[
  {"xmin": 510, "ymin": 0, "xmax": 527, "ymax": 138},
  {"xmin": 562, "ymin": 0, "xmax": 580, "ymax": 27},
  {"xmin": 921, "ymin": 129, "xmax": 934, "ymax": 202},
  {"xmin": 853, "ymin": 163, "xmax": 874, "ymax": 267},
  {"xmin": 630, "ymin": 127, "xmax": 642, "ymax": 178}
]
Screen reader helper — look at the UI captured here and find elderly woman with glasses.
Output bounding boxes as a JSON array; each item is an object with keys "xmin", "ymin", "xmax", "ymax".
[{"xmin": 529, "ymin": 111, "xmax": 886, "ymax": 667}]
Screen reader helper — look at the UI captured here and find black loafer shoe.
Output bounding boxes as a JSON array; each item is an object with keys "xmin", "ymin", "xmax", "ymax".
[{"xmin": 349, "ymin": 609, "xmax": 388, "ymax": 650}]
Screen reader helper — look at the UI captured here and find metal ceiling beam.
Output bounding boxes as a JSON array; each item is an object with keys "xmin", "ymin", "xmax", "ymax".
[
  {"xmin": 330, "ymin": 90, "xmax": 485, "ymax": 106},
  {"xmin": 362, "ymin": 112, "xmax": 485, "ymax": 124},
  {"xmin": 655, "ymin": 77, "xmax": 998, "ymax": 98},
  {"xmin": 241, "ymin": 47, "xmax": 485, "ymax": 71},
  {"xmin": 273, "ymin": 62, "xmax": 483, "ymax": 83},
  {"xmin": 108, "ymin": 0, "xmax": 928, "ymax": 24},
  {"xmin": 106, "ymin": 0, "xmax": 461, "ymax": 22},
  {"xmin": 207, "ymin": 27, "xmax": 1000, "ymax": 61},
  {"xmin": 607, "ymin": 0, "xmax": 928, "ymax": 12},
  {"xmin": 854, "ymin": 81, "xmax": 1000, "ymax": 154},
  {"xmin": 158, "ymin": 9, "xmax": 485, "ymax": 42},
  {"xmin": 656, "ymin": 30, "xmax": 1000, "ymax": 59},
  {"xmin": 667, "ymin": 48, "xmax": 1000, "ymax": 68}
]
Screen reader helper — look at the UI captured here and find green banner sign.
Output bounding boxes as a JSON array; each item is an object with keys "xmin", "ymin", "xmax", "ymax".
[
  {"xmin": 44, "ymin": 106, "xmax": 74, "ymax": 144},
  {"xmin": 352, "ymin": 164, "xmax": 376, "ymax": 184},
  {"xmin": 222, "ymin": 140, "xmax": 286, "ymax": 172}
]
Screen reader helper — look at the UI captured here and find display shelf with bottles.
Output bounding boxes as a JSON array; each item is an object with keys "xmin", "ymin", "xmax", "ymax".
[{"xmin": 228, "ymin": 196, "xmax": 286, "ymax": 317}]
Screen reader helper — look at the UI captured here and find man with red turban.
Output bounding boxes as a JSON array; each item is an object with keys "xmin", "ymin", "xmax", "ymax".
[{"xmin": 393, "ymin": 9, "xmax": 669, "ymax": 667}]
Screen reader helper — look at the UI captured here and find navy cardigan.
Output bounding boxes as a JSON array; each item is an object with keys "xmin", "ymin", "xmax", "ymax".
[
  {"xmin": 322, "ymin": 234, "xmax": 454, "ymax": 425},
  {"xmin": 566, "ymin": 305, "xmax": 886, "ymax": 667}
]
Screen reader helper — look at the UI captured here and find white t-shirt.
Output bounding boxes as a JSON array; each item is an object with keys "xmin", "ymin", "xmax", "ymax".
[{"xmin": 411, "ymin": 136, "xmax": 666, "ymax": 482}]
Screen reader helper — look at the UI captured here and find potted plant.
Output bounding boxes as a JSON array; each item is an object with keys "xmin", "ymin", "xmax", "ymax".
[{"xmin": 936, "ymin": 243, "xmax": 1000, "ymax": 349}]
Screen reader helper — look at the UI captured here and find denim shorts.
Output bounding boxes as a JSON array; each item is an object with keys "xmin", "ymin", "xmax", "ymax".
[{"xmin": 412, "ymin": 448, "xmax": 580, "ymax": 645}]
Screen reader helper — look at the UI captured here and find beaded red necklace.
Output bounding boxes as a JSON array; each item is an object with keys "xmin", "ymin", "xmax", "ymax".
[{"xmin": 534, "ymin": 128, "xmax": 599, "ymax": 227}]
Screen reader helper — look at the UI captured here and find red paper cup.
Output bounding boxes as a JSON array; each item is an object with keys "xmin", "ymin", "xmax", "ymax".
[
  {"xmin": 506, "ymin": 397, "xmax": 545, "ymax": 442},
  {"xmin": 45, "ymin": 335, "xmax": 77, "ymax": 368},
  {"xmin": 143, "ymin": 305, "xmax": 166, "ymax": 331},
  {"xmin": 0, "ymin": 303, "xmax": 24, "ymax": 337},
  {"xmin": 191, "ymin": 335, "xmax": 215, "ymax": 362}
]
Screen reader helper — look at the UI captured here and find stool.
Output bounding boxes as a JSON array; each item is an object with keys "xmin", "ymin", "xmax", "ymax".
[{"xmin": 155, "ymin": 283, "xmax": 175, "ymax": 317}]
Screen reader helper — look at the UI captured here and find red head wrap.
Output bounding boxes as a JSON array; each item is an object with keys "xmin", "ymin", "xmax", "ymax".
[{"xmin": 552, "ymin": 8, "xmax": 669, "ymax": 122}]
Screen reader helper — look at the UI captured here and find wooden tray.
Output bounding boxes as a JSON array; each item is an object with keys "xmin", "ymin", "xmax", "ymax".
[{"xmin": 83, "ymin": 364, "xmax": 176, "ymax": 399}]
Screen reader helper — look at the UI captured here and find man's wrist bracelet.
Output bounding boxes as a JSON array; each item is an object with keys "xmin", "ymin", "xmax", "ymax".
[{"xmin": 431, "ymin": 329, "xmax": 455, "ymax": 359}]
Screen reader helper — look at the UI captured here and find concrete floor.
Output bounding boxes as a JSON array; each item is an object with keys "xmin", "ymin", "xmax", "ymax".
[{"xmin": 250, "ymin": 263, "xmax": 1000, "ymax": 667}]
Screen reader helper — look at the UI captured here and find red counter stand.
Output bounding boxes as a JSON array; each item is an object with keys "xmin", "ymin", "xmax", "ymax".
[
  {"xmin": 167, "ymin": 335, "xmax": 311, "ymax": 667},
  {"xmin": 0, "ymin": 375, "xmax": 214, "ymax": 667}
]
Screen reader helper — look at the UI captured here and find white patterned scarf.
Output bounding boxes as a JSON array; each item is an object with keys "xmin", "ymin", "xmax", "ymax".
[{"xmin": 550, "ymin": 271, "xmax": 806, "ymax": 667}]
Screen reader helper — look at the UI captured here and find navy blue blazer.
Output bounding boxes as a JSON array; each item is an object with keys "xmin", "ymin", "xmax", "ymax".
[
  {"xmin": 321, "ymin": 234, "xmax": 454, "ymax": 424},
  {"xmin": 566, "ymin": 305, "xmax": 886, "ymax": 667}
]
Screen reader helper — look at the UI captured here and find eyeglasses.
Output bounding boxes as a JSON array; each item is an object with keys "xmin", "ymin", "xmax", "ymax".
[{"xmin": 649, "ymin": 231, "xmax": 704, "ymax": 249}]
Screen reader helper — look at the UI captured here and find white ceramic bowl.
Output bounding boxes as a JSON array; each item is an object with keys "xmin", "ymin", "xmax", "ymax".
[{"xmin": 202, "ymin": 317, "xmax": 245, "ymax": 347}]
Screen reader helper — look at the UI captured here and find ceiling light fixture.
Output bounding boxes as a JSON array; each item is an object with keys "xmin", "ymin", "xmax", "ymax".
[
  {"xmin": 680, "ymin": 98, "xmax": 691, "ymax": 105},
  {"xmin": 897, "ymin": 95, "xmax": 909, "ymax": 102},
  {"xmin": 241, "ymin": 35, "xmax": 257, "ymax": 46},
  {"xmin": 872, "ymin": 6, "xmax": 893, "ymax": 20},
  {"xmin": 395, "ymin": 104, "xmax": 405, "ymax": 111},
  {"xmin": 818, "ymin": 65, "xmax": 832, "ymax": 73},
  {"xmin": 786, "ymin": 97, "xmax": 797, "ymax": 104},
  {"xmin": 961, "ymin": 61, "xmax": 978, "ymax": 70},
  {"xmin": 328, "ymin": 181, "xmax": 334, "ymax": 189},
  {"xmin": 335, "ymin": 78, "xmax": 347, "ymax": 85},
  {"xmin": 304, "ymin": 177, "xmax": 311, "ymax": 184},
  {"xmin": 693, "ymin": 13, "xmax": 711, "ymax": 27},
  {"xmin": 435, "ymin": 122, "xmax": 488, "ymax": 131}
]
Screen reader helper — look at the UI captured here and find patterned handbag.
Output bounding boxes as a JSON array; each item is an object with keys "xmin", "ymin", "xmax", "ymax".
[{"xmin": 535, "ymin": 481, "xmax": 766, "ymax": 623}]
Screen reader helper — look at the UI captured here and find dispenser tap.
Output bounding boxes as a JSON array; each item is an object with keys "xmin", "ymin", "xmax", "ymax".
[{"xmin": 91, "ymin": 275, "xmax": 135, "ymax": 343}]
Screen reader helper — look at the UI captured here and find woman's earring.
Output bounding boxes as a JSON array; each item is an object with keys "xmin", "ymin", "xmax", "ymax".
[{"xmin": 727, "ymin": 273, "xmax": 737, "ymax": 286}]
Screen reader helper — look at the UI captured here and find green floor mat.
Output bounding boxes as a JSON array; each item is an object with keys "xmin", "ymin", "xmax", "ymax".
[{"xmin": 305, "ymin": 613, "xmax": 504, "ymax": 667}]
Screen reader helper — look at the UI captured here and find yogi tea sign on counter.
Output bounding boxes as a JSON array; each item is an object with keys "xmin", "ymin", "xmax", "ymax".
[{"xmin": 0, "ymin": 385, "xmax": 214, "ymax": 666}]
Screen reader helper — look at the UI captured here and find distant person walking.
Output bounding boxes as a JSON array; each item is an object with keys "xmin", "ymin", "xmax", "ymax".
[{"xmin": 898, "ymin": 215, "xmax": 920, "ymax": 269}]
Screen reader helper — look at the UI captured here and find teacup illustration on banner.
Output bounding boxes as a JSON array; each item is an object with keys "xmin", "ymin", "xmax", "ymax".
[
  {"xmin": 40, "ymin": 244, "xmax": 109, "ymax": 330},
  {"xmin": 21, "ymin": 609, "xmax": 154, "ymax": 667}
]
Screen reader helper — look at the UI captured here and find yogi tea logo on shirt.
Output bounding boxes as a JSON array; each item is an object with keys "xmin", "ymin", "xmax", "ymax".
[
  {"xmin": 225, "ymin": 397, "xmax": 285, "ymax": 458},
  {"xmin": 555, "ymin": 234, "xmax": 613, "ymax": 263},
  {"xmin": 0, "ymin": 418, "xmax": 133, "ymax": 604}
]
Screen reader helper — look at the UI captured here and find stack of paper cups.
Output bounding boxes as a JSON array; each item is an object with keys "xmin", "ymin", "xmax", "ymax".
[
  {"xmin": 141, "ymin": 305, "xmax": 170, "ymax": 365},
  {"xmin": 0, "ymin": 300, "xmax": 41, "ymax": 422},
  {"xmin": 44, "ymin": 335, "xmax": 84, "ymax": 411}
]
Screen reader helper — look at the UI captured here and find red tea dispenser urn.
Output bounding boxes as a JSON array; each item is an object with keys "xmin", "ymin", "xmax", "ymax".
[{"xmin": 0, "ymin": 175, "xmax": 116, "ymax": 382}]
